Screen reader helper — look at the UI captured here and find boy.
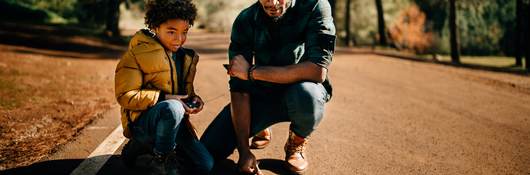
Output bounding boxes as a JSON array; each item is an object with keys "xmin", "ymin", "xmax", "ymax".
[{"xmin": 115, "ymin": 0, "xmax": 212, "ymax": 174}]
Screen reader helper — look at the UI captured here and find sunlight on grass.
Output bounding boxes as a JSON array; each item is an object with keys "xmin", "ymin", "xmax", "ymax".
[
  {"xmin": 437, "ymin": 55, "xmax": 521, "ymax": 67},
  {"xmin": 415, "ymin": 54, "xmax": 527, "ymax": 71},
  {"xmin": 0, "ymin": 79, "xmax": 23, "ymax": 109}
]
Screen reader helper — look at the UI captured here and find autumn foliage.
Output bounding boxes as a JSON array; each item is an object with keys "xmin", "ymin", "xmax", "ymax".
[{"xmin": 389, "ymin": 5, "xmax": 433, "ymax": 54}]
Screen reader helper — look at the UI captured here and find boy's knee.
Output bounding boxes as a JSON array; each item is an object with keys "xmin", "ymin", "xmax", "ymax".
[{"xmin": 158, "ymin": 100, "xmax": 185, "ymax": 121}]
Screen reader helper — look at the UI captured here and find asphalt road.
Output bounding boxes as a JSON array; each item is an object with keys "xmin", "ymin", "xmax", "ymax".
[{"xmin": 7, "ymin": 31, "xmax": 530, "ymax": 175}]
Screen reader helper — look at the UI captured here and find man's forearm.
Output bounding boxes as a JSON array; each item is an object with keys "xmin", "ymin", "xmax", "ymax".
[
  {"xmin": 230, "ymin": 91, "xmax": 252, "ymax": 154},
  {"xmin": 252, "ymin": 61, "xmax": 327, "ymax": 84}
]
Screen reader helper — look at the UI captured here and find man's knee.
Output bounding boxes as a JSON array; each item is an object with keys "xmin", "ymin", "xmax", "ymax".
[
  {"xmin": 195, "ymin": 158, "xmax": 214, "ymax": 174},
  {"xmin": 285, "ymin": 82, "xmax": 326, "ymax": 137},
  {"xmin": 285, "ymin": 82, "xmax": 326, "ymax": 113}
]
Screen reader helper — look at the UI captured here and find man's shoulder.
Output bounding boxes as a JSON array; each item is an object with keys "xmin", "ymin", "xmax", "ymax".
[
  {"xmin": 235, "ymin": 2, "xmax": 260, "ymax": 23},
  {"xmin": 293, "ymin": 0, "xmax": 326, "ymax": 13},
  {"xmin": 294, "ymin": 0, "xmax": 319, "ymax": 9}
]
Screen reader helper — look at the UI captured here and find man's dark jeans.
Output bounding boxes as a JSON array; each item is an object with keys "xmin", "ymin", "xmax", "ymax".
[{"xmin": 200, "ymin": 82, "xmax": 328, "ymax": 160}]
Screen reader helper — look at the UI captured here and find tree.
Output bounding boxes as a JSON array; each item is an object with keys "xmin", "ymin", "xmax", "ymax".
[
  {"xmin": 526, "ymin": 0, "xmax": 530, "ymax": 71},
  {"xmin": 515, "ymin": 0, "xmax": 524, "ymax": 66},
  {"xmin": 375, "ymin": 0, "xmax": 387, "ymax": 45},
  {"xmin": 344, "ymin": 0, "xmax": 352, "ymax": 46},
  {"xmin": 522, "ymin": 0, "xmax": 530, "ymax": 71},
  {"xmin": 449, "ymin": 0, "xmax": 460, "ymax": 64},
  {"xmin": 105, "ymin": 0, "xmax": 122, "ymax": 38},
  {"xmin": 329, "ymin": 0, "xmax": 336, "ymax": 18}
]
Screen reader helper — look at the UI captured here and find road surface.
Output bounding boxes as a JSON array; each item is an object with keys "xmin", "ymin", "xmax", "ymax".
[{"xmin": 5, "ymin": 31, "xmax": 530, "ymax": 175}]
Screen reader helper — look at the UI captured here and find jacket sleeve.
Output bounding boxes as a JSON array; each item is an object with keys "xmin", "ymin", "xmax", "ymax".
[
  {"xmin": 115, "ymin": 51, "xmax": 161, "ymax": 110},
  {"xmin": 228, "ymin": 10, "xmax": 254, "ymax": 93},
  {"xmin": 305, "ymin": 0, "xmax": 336, "ymax": 69}
]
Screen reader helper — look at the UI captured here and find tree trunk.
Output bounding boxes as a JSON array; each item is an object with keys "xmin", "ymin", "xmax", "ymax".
[
  {"xmin": 375, "ymin": 0, "xmax": 387, "ymax": 46},
  {"xmin": 344, "ymin": 0, "xmax": 352, "ymax": 46},
  {"xmin": 515, "ymin": 0, "xmax": 523, "ymax": 66},
  {"xmin": 449, "ymin": 0, "xmax": 460, "ymax": 64},
  {"xmin": 329, "ymin": 0, "xmax": 336, "ymax": 19},
  {"xmin": 105, "ymin": 0, "xmax": 121, "ymax": 38},
  {"xmin": 526, "ymin": 1, "xmax": 530, "ymax": 71}
]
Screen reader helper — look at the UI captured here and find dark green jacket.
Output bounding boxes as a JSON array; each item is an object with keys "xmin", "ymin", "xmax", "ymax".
[{"xmin": 229, "ymin": 0, "xmax": 336, "ymax": 98}]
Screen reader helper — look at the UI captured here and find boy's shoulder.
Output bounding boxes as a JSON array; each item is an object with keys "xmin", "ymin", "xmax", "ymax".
[
  {"xmin": 128, "ymin": 29, "xmax": 165, "ymax": 55},
  {"xmin": 181, "ymin": 48, "xmax": 197, "ymax": 58}
]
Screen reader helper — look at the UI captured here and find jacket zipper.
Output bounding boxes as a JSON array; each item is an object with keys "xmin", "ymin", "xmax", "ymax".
[{"xmin": 164, "ymin": 51, "xmax": 176, "ymax": 94}]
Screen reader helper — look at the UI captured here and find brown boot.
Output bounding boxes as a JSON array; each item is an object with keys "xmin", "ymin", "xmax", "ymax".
[
  {"xmin": 284, "ymin": 131, "xmax": 308, "ymax": 174},
  {"xmin": 251, "ymin": 127, "xmax": 272, "ymax": 149}
]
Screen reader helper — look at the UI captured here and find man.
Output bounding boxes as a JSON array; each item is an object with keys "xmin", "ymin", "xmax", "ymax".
[{"xmin": 201, "ymin": 0, "xmax": 335, "ymax": 174}]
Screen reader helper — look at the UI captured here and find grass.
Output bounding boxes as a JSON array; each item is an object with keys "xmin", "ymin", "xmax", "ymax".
[
  {"xmin": 416, "ymin": 54, "xmax": 528, "ymax": 73},
  {"xmin": 0, "ymin": 79, "xmax": 24, "ymax": 109},
  {"xmin": 432, "ymin": 55, "xmax": 523, "ymax": 67},
  {"xmin": 0, "ymin": 69, "xmax": 30, "ymax": 110}
]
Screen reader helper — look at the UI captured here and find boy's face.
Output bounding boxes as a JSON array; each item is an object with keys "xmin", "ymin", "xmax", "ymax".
[{"xmin": 154, "ymin": 19, "xmax": 190, "ymax": 52}]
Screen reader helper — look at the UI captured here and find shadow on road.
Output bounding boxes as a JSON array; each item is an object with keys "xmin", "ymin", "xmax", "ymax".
[
  {"xmin": 1, "ymin": 155, "xmax": 292, "ymax": 175},
  {"xmin": 257, "ymin": 159, "xmax": 292, "ymax": 175},
  {"xmin": 1, "ymin": 158, "xmax": 83, "ymax": 175},
  {"xmin": 0, "ymin": 21, "xmax": 126, "ymax": 59}
]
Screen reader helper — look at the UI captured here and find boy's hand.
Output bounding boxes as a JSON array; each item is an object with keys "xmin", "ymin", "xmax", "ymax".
[
  {"xmin": 165, "ymin": 94, "xmax": 204, "ymax": 115},
  {"xmin": 187, "ymin": 96, "xmax": 204, "ymax": 114}
]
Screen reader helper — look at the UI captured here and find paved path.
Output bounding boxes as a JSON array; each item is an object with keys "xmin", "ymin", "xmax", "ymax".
[{"xmin": 8, "ymin": 31, "xmax": 530, "ymax": 175}]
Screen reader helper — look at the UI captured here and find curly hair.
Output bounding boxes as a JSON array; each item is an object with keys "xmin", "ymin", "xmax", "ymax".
[{"xmin": 144, "ymin": 0, "xmax": 197, "ymax": 29}]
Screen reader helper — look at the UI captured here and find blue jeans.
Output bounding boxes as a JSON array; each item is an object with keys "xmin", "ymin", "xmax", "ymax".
[
  {"xmin": 200, "ymin": 82, "xmax": 328, "ymax": 160},
  {"xmin": 132, "ymin": 100, "xmax": 214, "ymax": 173}
]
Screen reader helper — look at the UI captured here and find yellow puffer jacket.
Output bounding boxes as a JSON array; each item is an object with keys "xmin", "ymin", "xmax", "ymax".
[{"xmin": 115, "ymin": 30, "xmax": 199, "ymax": 138}]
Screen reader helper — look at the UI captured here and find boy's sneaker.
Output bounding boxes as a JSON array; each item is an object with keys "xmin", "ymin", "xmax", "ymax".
[
  {"xmin": 149, "ymin": 150, "xmax": 180, "ymax": 175},
  {"xmin": 121, "ymin": 139, "xmax": 150, "ymax": 168}
]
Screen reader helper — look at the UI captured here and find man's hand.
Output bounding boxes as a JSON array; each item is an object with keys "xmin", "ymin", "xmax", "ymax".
[
  {"xmin": 238, "ymin": 150, "xmax": 263, "ymax": 175},
  {"xmin": 228, "ymin": 55, "xmax": 250, "ymax": 80}
]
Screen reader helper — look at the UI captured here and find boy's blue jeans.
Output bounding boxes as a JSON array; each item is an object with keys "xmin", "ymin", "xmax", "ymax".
[
  {"xmin": 132, "ymin": 100, "xmax": 214, "ymax": 173},
  {"xmin": 200, "ymin": 82, "xmax": 329, "ymax": 160}
]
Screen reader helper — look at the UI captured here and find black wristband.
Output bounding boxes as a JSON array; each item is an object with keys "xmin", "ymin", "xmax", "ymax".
[{"xmin": 248, "ymin": 65, "xmax": 257, "ymax": 82}]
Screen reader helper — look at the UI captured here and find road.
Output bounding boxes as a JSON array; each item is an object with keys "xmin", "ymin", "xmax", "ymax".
[{"xmin": 5, "ymin": 31, "xmax": 530, "ymax": 175}]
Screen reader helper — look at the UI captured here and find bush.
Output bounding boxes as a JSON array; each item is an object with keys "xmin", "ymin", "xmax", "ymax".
[
  {"xmin": 389, "ymin": 5, "xmax": 434, "ymax": 53},
  {"xmin": 0, "ymin": 0, "xmax": 67, "ymax": 24},
  {"xmin": 414, "ymin": 0, "xmax": 516, "ymax": 56},
  {"xmin": 195, "ymin": 0, "xmax": 254, "ymax": 32}
]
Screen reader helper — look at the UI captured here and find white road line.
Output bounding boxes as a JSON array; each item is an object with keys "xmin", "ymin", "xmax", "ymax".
[{"xmin": 70, "ymin": 125, "xmax": 126, "ymax": 175}]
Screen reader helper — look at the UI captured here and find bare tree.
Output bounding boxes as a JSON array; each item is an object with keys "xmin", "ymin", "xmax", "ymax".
[
  {"xmin": 344, "ymin": 0, "xmax": 352, "ymax": 46},
  {"xmin": 105, "ymin": 0, "xmax": 122, "ymax": 38},
  {"xmin": 525, "ymin": 0, "xmax": 530, "ymax": 70},
  {"xmin": 375, "ymin": 0, "xmax": 387, "ymax": 45},
  {"xmin": 449, "ymin": 0, "xmax": 460, "ymax": 64},
  {"xmin": 329, "ymin": 0, "xmax": 336, "ymax": 18},
  {"xmin": 515, "ymin": 0, "xmax": 524, "ymax": 66}
]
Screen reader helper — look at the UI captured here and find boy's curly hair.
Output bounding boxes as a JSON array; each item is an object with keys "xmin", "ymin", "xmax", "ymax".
[{"xmin": 144, "ymin": 0, "xmax": 197, "ymax": 29}]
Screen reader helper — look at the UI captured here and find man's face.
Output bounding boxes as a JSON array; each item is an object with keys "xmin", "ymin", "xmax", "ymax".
[
  {"xmin": 259, "ymin": 0, "xmax": 291, "ymax": 19},
  {"xmin": 154, "ymin": 19, "xmax": 190, "ymax": 52}
]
